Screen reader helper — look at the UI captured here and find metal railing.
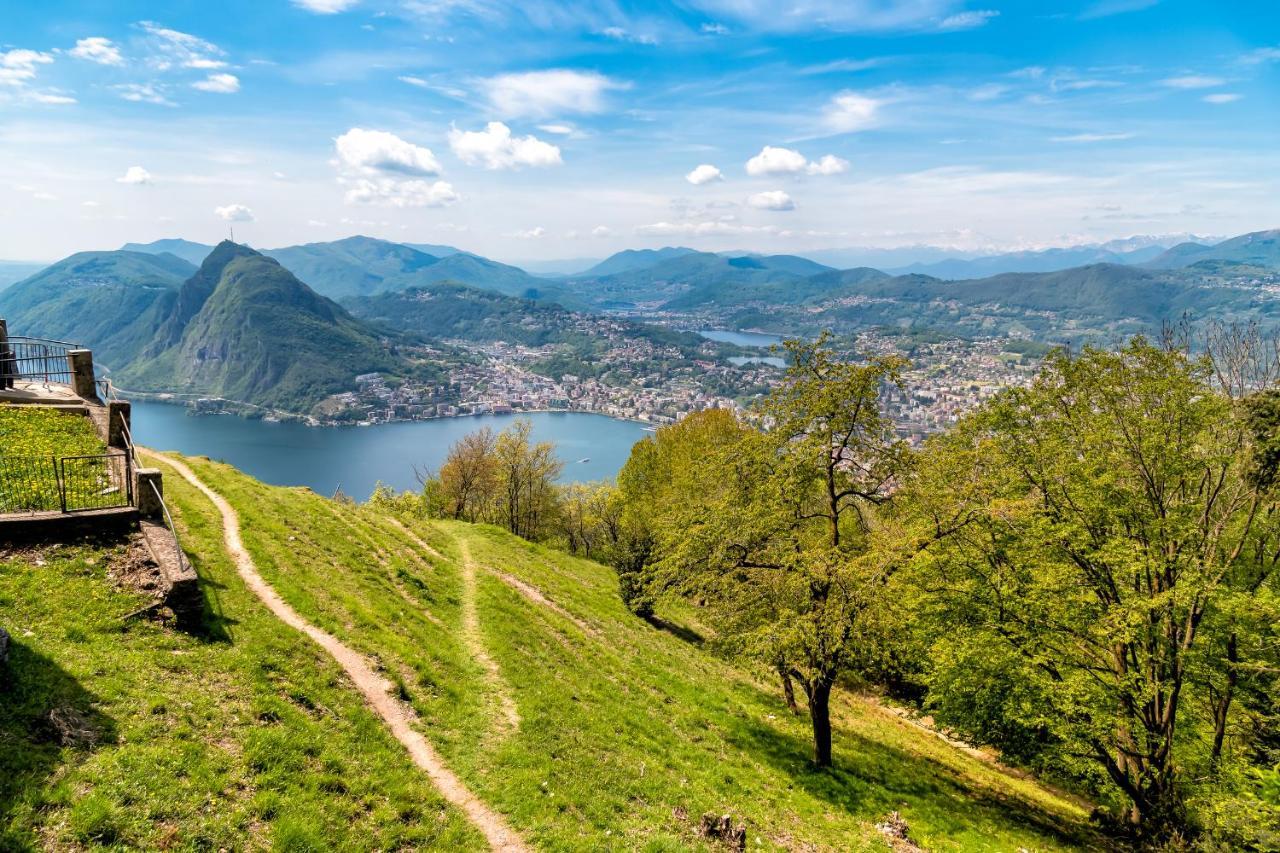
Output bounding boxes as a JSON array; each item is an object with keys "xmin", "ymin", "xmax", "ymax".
[
  {"xmin": 0, "ymin": 451, "xmax": 132, "ymax": 514},
  {"xmin": 0, "ymin": 335, "xmax": 79, "ymax": 388},
  {"xmin": 99, "ymin": 379, "xmax": 190, "ymax": 573}
]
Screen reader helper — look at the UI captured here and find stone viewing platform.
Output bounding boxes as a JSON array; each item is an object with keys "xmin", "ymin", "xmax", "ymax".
[{"xmin": 0, "ymin": 318, "xmax": 197, "ymax": 618}]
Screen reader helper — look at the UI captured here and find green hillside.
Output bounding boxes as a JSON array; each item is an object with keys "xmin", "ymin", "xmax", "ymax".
[
  {"xmin": 118, "ymin": 241, "xmax": 419, "ymax": 414},
  {"xmin": 581, "ymin": 246, "xmax": 697, "ymax": 277},
  {"xmin": 569, "ymin": 251, "xmax": 836, "ymax": 309},
  {"xmin": 6, "ymin": 451, "xmax": 1094, "ymax": 850},
  {"xmin": 0, "ymin": 250, "xmax": 193, "ymax": 365},
  {"xmin": 1148, "ymin": 229, "xmax": 1280, "ymax": 269},
  {"xmin": 345, "ymin": 282, "xmax": 708, "ymax": 353},
  {"xmin": 264, "ymin": 236, "xmax": 559, "ymax": 302}
]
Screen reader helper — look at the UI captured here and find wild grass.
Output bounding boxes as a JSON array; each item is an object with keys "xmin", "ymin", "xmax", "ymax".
[
  {"xmin": 170, "ymin": 454, "xmax": 1101, "ymax": 851},
  {"xmin": 0, "ymin": 465, "xmax": 483, "ymax": 850},
  {"xmin": 0, "ymin": 404, "xmax": 105, "ymax": 458}
]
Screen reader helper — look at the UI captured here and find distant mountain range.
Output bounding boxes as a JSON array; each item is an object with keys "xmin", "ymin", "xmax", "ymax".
[
  {"xmin": 4, "ymin": 227, "xmax": 1280, "ymax": 417},
  {"xmin": 121, "ymin": 235, "xmax": 564, "ymax": 304}
]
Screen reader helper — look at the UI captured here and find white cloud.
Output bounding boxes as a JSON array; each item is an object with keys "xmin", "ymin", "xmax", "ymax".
[
  {"xmin": 334, "ymin": 128, "xmax": 455, "ymax": 208},
  {"xmin": 115, "ymin": 83, "xmax": 174, "ymax": 105},
  {"xmin": 1203, "ymin": 93, "xmax": 1243, "ymax": 104},
  {"xmin": 1161, "ymin": 75, "xmax": 1226, "ymax": 89},
  {"xmin": 686, "ymin": 164, "xmax": 723, "ymax": 185},
  {"xmin": 215, "ymin": 204, "xmax": 254, "ymax": 222},
  {"xmin": 591, "ymin": 225, "xmax": 614, "ymax": 237},
  {"xmin": 511, "ymin": 226, "xmax": 546, "ymax": 238},
  {"xmin": 806, "ymin": 154, "xmax": 849, "ymax": 175},
  {"xmin": 1050, "ymin": 132, "xmax": 1135, "ymax": 142},
  {"xmin": 600, "ymin": 26, "xmax": 657, "ymax": 45},
  {"xmin": 448, "ymin": 122, "xmax": 562, "ymax": 169},
  {"xmin": 937, "ymin": 9, "xmax": 998, "ymax": 30},
  {"xmin": 293, "ymin": 0, "xmax": 359, "ymax": 12},
  {"xmin": 701, "ymin": 22, "xmax": 730, "ymax": 34},
  {"xmin": 344, "ymin": 178, "xmax": 459, "ymax": 208},
  {"xmin": 117, "ymin": 166, "xmax": 153, "ymax": 184},
  {"xmin": 1241, "ymin": 46, "xmax": 1280, "ymax": 65},
  {"xmin": 538, "ymin": 123, "xmax": 574, "ymax": 135},
  {"xmin": 636, "ymin": 220, "xmax": 791, "ymax": 237},
  {"xmin": 482, "ymin": 69, "xmax": 622, "ymax": 118},
  {"xmin": 399, "ymin": 75, "xmax": 429, "ymax": 87},
  {"xmin": 0, "ymin": 49, "xmax": 53, "ymax": 87},
  {"xmin": 682, "ymin": 0, "xmax": 973, "ymax": 33},
  {"xmin": 823, "ymin": 90, "xmax": 882, "ymax": 133},
  {"xmin": 138, "ymin": 21, "xmax": 226, "ymax": 70},
  {"xmin": 335, "ymin": 128, "xmax": 442, "ymax": 176},
  {"xmin": 748, "ymin": 190, "xmax": 795, "ymax": 211},
  {"xmin": 69, "ymin": 37, "xmax": 124, "ymax": 66},
  {"xmin": 28, "ymin": 91, "xmax": 76, "ymax": 105},
  {"xmin": 746, "ymin": 146, "xmax": 808, "ymax": 176},
  {"xmin": 192, "ymin": 73, "xmax": 240, "ymax": 93}
]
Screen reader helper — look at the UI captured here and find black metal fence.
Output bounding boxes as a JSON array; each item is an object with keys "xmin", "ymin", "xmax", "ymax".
[
  {"xmin": 0, "ymin": 452, "xmax": 132, "ymax": 514},
  {"xmin": 0, "ymin": 336, "xmax": 78, "ymax": 387}
]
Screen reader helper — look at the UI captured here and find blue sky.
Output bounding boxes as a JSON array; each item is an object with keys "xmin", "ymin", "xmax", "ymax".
[{"xmin": 1, "ymin": 0, "xmax": 1277, "ymax": 262}]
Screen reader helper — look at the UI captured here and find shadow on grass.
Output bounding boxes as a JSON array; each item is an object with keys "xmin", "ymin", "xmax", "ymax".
[
  {"xmin": 183, "ymin": 551, "xmax": 237, "ymax": 644},
  {"xmin": 0, "ymin": 641, "xmax": 117, "ymax": 851},
  {"xmin": 642, "ymin": 613, "xmax": 705, "ymax": 647},
  {"xmin": 730, "ymin": 713, "xmax": 1105, "ymax": 849}
]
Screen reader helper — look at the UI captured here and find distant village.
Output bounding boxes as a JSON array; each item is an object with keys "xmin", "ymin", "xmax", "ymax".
[{"xmin": 312, "ymin": 329, "xmax": 1040, "ymax": 443}]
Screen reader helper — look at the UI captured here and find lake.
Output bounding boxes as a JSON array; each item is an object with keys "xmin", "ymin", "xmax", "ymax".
[
  {"xmin": 129, "ymin": 402, "xmax": 652, "ymax": 500},
  {"xmin": 729, "ymin": 356, "xmax": 786, "ymax": 368},
  {"xmin": 697, "ymin": 329, "xmax": 785, "ymax": 347}
]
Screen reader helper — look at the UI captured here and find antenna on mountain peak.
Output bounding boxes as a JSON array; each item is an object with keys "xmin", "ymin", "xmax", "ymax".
[{"xmin": 229, "ymin": 224, "xmax": 235, "ymax": 243}]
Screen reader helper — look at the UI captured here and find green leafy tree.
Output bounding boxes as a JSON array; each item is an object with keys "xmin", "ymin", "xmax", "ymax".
[
  {"xmin": 621, "ymin": 336, "xmax": 917, "ymax": 767},
  {"xmin": 908, "ymin": 339, "xmax": 1280, "ymax": 836}
]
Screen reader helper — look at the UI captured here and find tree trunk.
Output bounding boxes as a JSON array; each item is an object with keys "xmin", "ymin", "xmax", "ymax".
[
  {"xmin": 1211, "ymin": 633, "xmax": 1239, "ymax": 766},
  {"xmin": 806, "ymin": 678, "xmax": 833, "ymax": 767},
  {"xmin": 778, "ymin": 666, "xmax": 799, "ymax": 714}
]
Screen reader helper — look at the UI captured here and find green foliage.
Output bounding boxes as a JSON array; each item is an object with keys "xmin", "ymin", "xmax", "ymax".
[{"xmin": 906, "ymin": 339, "xmax": 1280, "ymax": 838}]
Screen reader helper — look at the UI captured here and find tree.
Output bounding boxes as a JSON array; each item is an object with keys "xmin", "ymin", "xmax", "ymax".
[
  {"xmin": 436, "ymin": 427, "xmax": 498, "ymax": 521},
  {"xmin": 908, "ymin": 339, "xmax": 1280, "ymax": 836},
  {"xmin": 493, "ymin": 419, "xmax": 563, "ymax": 540},
  {"xmin": 622, "ymin": 336, "xmax": 917, "ymax": 767}
]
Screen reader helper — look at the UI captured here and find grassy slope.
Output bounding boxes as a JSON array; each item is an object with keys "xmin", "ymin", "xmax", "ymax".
[
  {"xmin": 1, "ymin": 406, "xmax": 105, "ymax": 458},
  {"xmin": 163, "ymin": 454, "xmax": 1098, "ymax": 851},
  {"xmin": 0, "ymin": 466, "xmax": 482, "ymax": 850}
]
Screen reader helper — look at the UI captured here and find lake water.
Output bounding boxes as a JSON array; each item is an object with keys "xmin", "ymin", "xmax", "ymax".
[
  {"xmin": 129, "ymin": 402, "xmax": 652, "ymax": 500},
  {"xmin": 697, "ymin": 329, "xmax": 785, "ymax": 347}
]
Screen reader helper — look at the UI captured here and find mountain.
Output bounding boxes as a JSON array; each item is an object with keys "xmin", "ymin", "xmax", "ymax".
[
  {"xmin": 565, "ymin": 250, "xmax": 836, "ymax": 309},
  {"xmin": 0, "ymin": 261, "xmax": 47, "ymax": 293},
  {"xmin": 346, "ymin": 281, "xmax": 707, "ymax": 354},
  {"xmin": 263, "ymin": 236, "xmax": 557, "ymax": 302},
  {"xmin": 886, "ymin": 244, "xmax": 1176, "ymax": 279},
  {"xmin": 795, "ymin": 263, "xmax": 1280, "ymax": 342},
  {"xmin": 1148, "ymin": 229, "xmax": 1280, "ymax": 269},
  {"xmin": 117, "ymin": 241, "xmax": 411, "ymax": 414},
  {"xmin": 581, "ymin": 247, "xmax": 697, "ymax": 277},
  {"xmin": 120, "ymin": 238, "xmax": 216, "ymax": 267},
  {"xmin": 0, "ymin": 250, "xmax": 194, "ymax": 364},
  {"xmin": 400, "ymin": 242, "xmax": 463, "ymax": 257}
]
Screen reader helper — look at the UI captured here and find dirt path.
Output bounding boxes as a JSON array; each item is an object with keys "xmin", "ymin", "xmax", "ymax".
[
  {"xmin": 149, "ymin": 452, "xmax": 529, "ymax": 853},
  {"xmin": 452, "ymin": 531, "xmax": 521, "ymax": 736},
  {"xmin": 486, "ymin": 568, "xmax": 600, "ymax": 638}
]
